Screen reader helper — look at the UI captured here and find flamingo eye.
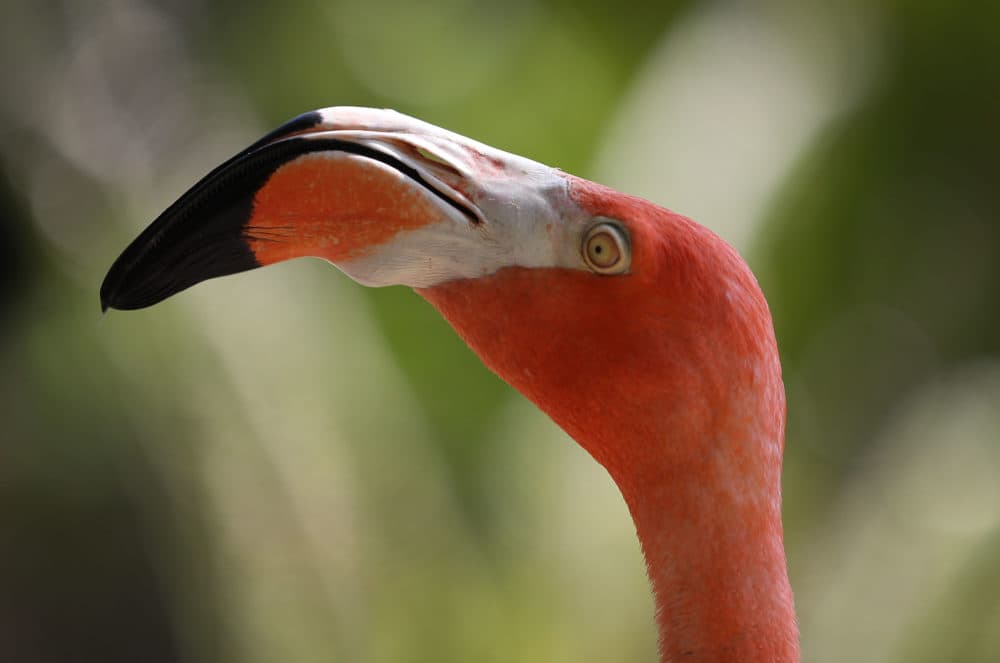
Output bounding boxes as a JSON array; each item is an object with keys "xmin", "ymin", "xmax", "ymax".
[{"xmin": 582, "ymin": 221, "xmax": 630, "ymax": 275}]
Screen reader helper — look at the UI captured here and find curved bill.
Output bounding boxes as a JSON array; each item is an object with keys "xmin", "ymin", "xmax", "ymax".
[
  {"xmin": 101, "ymin": 107, "xmax": 582, "ymax": 313},
  {"xmin": 99, "ymin": 110, "xmax": 482, "ymax": 311}
]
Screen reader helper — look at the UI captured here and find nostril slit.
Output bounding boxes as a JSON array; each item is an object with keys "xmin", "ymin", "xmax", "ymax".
[
  {"xmin": 374, "ymin": 139, "xmax": 479, "ymax": 225},
  {"xmin": 416, "ymin": 146, "xmax": 452, "ymax": 167},
  {"xmin": 414, "ymin": 146, "xmax": 462, "ymax": 177}
]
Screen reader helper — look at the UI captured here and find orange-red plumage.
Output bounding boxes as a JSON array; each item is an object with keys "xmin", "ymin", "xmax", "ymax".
[
  {"xmin": 101, "ymin": 108, "xmax": 800, "ymax": 662},
  {"xmin": 420, "ymin": 177, "xmax": 796, "ymax": 661}
]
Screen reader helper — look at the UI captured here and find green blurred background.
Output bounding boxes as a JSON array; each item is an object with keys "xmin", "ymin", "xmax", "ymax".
[{"xmin": 3, "ymin": 1, "xmax": 999, "ymax": 661}]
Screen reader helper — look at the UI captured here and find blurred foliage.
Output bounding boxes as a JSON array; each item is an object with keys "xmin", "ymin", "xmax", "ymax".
[{"xmin": 1, "ymin": 1, "xmax": 998, "ymax": 662}]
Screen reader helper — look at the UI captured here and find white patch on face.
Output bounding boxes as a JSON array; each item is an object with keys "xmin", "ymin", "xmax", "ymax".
[
  {"xmin": 336, "ymin": 170, "xmax": 582, "ymax": 288},
  {"xmin": 301, "ymin": 109, "xmax": 593, "ymax": 289},
  {"xmin": 336, "ymin": 215, "xmax": 504, "ymax": 288}
]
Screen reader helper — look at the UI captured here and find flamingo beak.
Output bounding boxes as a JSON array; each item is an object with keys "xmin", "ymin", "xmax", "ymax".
[{"xmin": 100, "ymin": 107, "xmax": 587, "ymax": 313}]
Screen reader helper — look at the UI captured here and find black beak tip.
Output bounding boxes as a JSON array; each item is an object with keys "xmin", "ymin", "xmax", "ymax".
[
  {"xmin": 99, "ymin": 282, "xmax": 114, "ymax": 313},
  {"xmin": 98, "ymin": 264, "xmax": 139, "ymax": 312},
  {"xmin": 98, "ymin": 235, "xmax": 261, "ymax": 313},
  {"xmin": 99, "ymin": 112, "xmax": 330, "ymax": 314}
]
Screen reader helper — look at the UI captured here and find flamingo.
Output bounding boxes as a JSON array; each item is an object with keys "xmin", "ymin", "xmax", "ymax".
[{"xmin": 101, "ymin": 107, "xmax": 799, "ymax": 662}]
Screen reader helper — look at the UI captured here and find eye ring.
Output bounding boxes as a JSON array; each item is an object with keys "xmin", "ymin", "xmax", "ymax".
[{"xmin": 582, "ymin": 221, "xmax": 630, "ymax": 275}]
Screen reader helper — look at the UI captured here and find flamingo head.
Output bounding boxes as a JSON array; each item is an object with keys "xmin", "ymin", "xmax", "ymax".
[{"xmin": 101, "ymin": 106, "xmax": 776, "ymax": 481}]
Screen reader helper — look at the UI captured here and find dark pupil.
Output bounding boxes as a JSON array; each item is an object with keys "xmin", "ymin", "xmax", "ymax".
[{"xmin": 594, "ymin": 244, "xmax": 603, "ymax": 254}]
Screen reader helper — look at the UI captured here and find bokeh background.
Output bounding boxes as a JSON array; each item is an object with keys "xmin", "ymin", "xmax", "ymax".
[{"xmin": 3, "ymin": 1, "xmax": 999, "ymax": 661}]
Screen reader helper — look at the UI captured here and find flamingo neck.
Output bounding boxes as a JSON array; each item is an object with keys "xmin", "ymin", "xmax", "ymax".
[
  {"xmin": 419, "ymin": 256, "xmax": 800, "ymax": 662},
  {"xmin": 556, "ymin": 328, "xmax": 799, "ymax": 662},
  {"xmin": 615, "ymin": 443, "xmax": 799, "ymax": 662}
]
